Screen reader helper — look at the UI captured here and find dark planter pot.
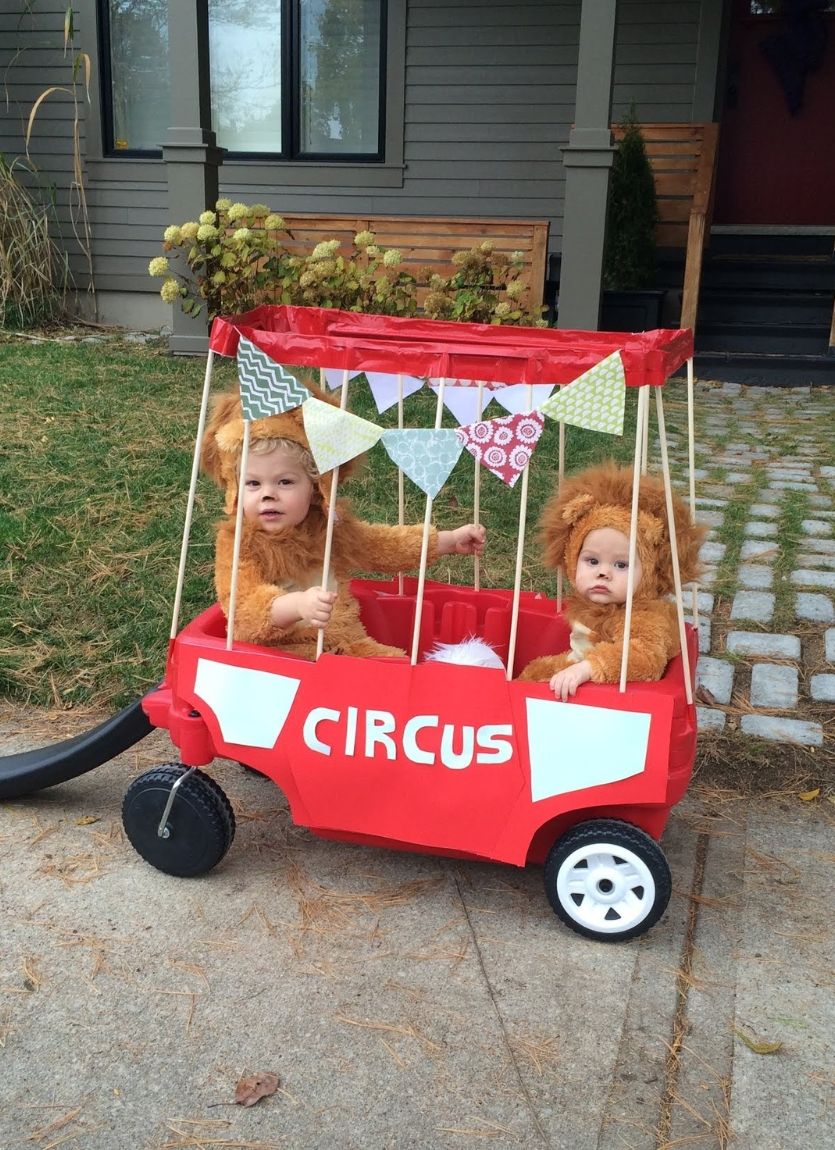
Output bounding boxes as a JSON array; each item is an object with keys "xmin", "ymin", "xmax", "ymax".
[{"xmin": 600, "ymin": 288, "xmax": 667, "ymax": 332}]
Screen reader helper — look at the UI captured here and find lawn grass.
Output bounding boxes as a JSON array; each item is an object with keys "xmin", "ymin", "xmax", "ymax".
[{"xmin": 0, "ymin": 333, "xmax": 638, "ymax": 708}]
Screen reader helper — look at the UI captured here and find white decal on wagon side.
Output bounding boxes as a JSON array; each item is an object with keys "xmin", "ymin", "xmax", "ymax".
[
  {"xmin": 525, "ymin": 698, "xmax": 651, "ymax": 802},
  {"xmin": 193, "ymin": 659, "xmax": 301, "ymax": 748}
]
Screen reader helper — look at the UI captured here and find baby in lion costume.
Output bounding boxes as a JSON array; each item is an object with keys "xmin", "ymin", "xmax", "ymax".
[{"xmin": 518, "ymin": 463, "xmax": 705, "ymax": 699}]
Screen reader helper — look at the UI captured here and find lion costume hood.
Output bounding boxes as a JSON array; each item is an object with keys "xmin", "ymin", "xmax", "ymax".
[
  {"xmin": 539, "ymin": 462, "xmax": 704, "ymax": 600},
  {"xmin": 200, "ymin": 380, "xmax": 359, "ymax": 514}
]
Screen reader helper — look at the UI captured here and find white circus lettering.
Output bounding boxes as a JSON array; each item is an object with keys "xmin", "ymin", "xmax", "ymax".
[{"xmin": 301, "ymin": 705, "xmax": 513, "ymax": 770}]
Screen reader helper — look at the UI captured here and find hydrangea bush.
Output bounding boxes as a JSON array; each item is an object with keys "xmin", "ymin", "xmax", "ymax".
[{"xmin": 150, "ymin": 199, "xmax": 545, "ymax": 326}]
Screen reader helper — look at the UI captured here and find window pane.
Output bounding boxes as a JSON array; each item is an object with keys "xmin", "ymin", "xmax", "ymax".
[
  {"xmin": 299, "ymin": 0, "xmax": 382, "ymax": 155},
  {"xmin": 209, "ymin": 0, "xmax": 283, "ymax": 153},
  {"xmin": 107, "ymin": 0, "xmax": 169, "ymax": 151}
]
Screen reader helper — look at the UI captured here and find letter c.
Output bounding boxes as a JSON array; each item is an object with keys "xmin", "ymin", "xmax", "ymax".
[
  {"xmin": 403, "ymin": 715, "xmax": 439, "ymax": 765},
  {"xmin": 303, "ymin": 706, "xmax": 340, "ymax": 756}
]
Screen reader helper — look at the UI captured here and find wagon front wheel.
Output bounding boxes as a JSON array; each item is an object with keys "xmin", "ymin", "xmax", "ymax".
[
  {"xmin": 122, "ymin": 764, "xmax": 235, "ymax": 877},
  {"xmin": 544, "ymin": 820, "xmax": 671, "ymax": 942}
]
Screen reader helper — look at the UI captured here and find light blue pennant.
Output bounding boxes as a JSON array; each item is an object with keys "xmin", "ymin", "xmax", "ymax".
[{"xmin": 381, "ymin": 428, "xmax": 464, "ymax": 499}]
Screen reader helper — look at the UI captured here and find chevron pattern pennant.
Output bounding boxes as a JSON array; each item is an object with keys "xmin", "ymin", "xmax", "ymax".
[
  {"xmin": 381, "ymin": 428, "xmax": 464, "ymax": 499},
  {"xmin": 237, "ymin": 335, "xmax": 310, "ymax": 419},
  {"xmin": 302, "ymin": 396, "xmax": 383, "ymax": 474},
  {"xmin": 456, "ymin": 410, "xmax": 545, "ymax": 488},
  {"xmin": 540, "ymin": 351, "xmax": 626, "ymax": 435}
]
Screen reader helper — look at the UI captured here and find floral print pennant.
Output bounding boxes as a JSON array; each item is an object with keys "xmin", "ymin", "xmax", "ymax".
[{"xmin": 456, "ymin": 411, "xmax": 545, "ymax": 488}]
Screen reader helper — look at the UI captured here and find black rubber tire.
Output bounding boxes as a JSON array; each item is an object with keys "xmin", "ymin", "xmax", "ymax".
[
  {"xmin": 544, "ymin": 819, "xmax": 671, "ymax": 943},
  {"xmin": 122, "ymin": 764, "xmax": 235, "ymax": 877}
]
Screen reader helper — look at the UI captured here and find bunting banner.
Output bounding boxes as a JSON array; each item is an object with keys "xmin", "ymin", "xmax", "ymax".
[
  {"xmin": 364, "ymin": 372, "xmax": 425, "ymax": 414},
  {"xmin": 456, "ymin": 411, "xmax": 545, "ymax": 488},
  {"xmin": 540, "ymin": 351, "xmax": 626, "ymax": 435},
  {"xmin": 322, "ymin": 367, "xmax": 364, "ymax": 391},
  {"xmin": 236, "ymin": 335, "xmax": 310, "ymax": 419},
  {"xmin": 302, "ymin": 396, "xmax": 383, "ymax": 474},
  {"xmin": 381, "ymin": 428, "xmax": 464, "ymax": 499},
  {"xmin": 492, "ymin": 383, "xmax": 556, "ymax": 416},
  {"xmin": 429, "ymin": 383, "xmax": 491, "ymax": 427}
]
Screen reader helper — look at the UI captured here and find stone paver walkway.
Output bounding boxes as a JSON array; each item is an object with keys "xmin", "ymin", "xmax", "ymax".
[{"xmin": 655, "ymin": 380, "xmax": 835, "ymax": 749}]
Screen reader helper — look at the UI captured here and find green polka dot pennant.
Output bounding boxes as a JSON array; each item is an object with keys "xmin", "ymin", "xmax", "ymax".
[{"xmin": 540, "ymin": 351, "xmax": 626, "ymax": 435}]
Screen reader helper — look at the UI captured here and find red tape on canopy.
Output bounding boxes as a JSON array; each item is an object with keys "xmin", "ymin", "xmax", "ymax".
[{"xmin": 209, "ymin": 305, "xmax": 693, "ymax": 388}]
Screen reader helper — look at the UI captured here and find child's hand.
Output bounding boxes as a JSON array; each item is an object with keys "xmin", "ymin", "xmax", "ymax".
[
  {"xmin": 439, "ymin": 523, "xmax": 486, "ymax": 556},
  {"xmin": 297, "ymin": 587, "xmax": 337, "ymax": 629},
  {"xmin": 549, "ymin": 660, "xmax": 593, "ymax": 702},
  {"xmin": 271, "ymin": 588, "xmax": 336, "ymax": 630}
]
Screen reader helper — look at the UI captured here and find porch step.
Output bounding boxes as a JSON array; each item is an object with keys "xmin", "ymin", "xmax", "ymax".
[
  {"xmin": 693, "ymin": 350, "xmax": 835, "ymax": 387},
  {"xmin": 693, "ymin": 232, "xmax": 835, "ymax": 385},
  {"xmin": 700, "ymin": 254, "xmax": 835, "ymax": 293},
  {"xmin": 697, "ymin": 320, "xmax": 831, "ymax": 356},
  {"xmin": 697, "ymin": 288, "xmax": 834, "ymax": 327}
]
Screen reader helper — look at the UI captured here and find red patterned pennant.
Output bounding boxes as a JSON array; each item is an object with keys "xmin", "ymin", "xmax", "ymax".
[{"xmin": 456, "ymin": 410, "xmax": 545, "ymax": 488}]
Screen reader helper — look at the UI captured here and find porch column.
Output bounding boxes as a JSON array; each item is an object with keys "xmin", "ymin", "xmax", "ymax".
[
  {"xmin": 163, "ymin": 0, "xmax": 225, "ymax": 354},
  {"xmin": 557, "ymin": 0, "xmax": 617, "ymax": 330}
]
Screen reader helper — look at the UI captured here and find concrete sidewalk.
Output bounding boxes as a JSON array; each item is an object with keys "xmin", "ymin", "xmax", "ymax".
[{"xmin": 1, "ymin": 716, "xmax": 832, "ymax": 1150}]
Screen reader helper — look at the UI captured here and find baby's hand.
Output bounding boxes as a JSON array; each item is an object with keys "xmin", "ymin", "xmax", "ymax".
[
  {"xmin": 297, "ymin": 587, "xmax": 336, "ymax": 629},
  {"xmin": 549, "ymin": 661, "xmax": 593, "ymax": 702},
  {"xmin": 442, "ymin": 523, "xmax": 486, "ymax": 556}
]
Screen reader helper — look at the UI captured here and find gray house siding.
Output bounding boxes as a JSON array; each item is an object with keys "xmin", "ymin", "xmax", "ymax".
[{"xmin": 1, "ymin": 0, "xmax": 709, "ymax": 319}]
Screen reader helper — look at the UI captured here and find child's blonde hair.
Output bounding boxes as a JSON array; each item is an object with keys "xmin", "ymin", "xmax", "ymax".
[{"xmin": 243, "ymin": 436, "xmax": 320, "ymax": 486}]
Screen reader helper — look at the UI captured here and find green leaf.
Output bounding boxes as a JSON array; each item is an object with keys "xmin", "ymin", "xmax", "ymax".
[{"xmin": 733, "ymin": 1026, "xmax": 782, "ymax": 1055}]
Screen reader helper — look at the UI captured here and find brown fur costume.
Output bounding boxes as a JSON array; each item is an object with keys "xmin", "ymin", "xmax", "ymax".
[
  {"xmin": 202, "ymin": 386, "xmax": 440, "ymax": 659},
  {"xmin": 518, "ymin": 463, "xmax": 705, "ymax": 684}
]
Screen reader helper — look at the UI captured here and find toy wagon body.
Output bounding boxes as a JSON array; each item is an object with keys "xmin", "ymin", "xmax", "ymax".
[
  {"xmin": 127, "ymin": 306, "xmax": 701, "ymax": 942},
  {"xmin": 1, "ymin": 306, "xmax": 702, "ymax": 942}
]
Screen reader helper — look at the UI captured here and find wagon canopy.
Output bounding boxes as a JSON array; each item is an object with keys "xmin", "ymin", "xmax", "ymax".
[{"xmin": 209, "ymin": 305, "xmax": 693, "ymax": 388}]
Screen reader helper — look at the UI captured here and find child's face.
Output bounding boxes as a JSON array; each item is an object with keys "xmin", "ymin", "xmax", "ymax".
[
  {"xmin": 573, "ymin": 527, "xmax": 642, "ymax": 605},
  {"xmin": 242, "ymin": 446, "xmax": 315, "ymax": 532}
]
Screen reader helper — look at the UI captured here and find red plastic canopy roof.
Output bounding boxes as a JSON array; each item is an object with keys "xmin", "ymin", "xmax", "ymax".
[{"xmin": 209, "ymin": 305, "xmax": 693, "ymax": 388}]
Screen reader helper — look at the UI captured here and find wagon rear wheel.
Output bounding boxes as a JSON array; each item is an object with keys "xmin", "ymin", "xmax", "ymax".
[
  {"xmin": 122, "ymin": 764, "xmax": 235, "ymax": 877},
  {"xmin": 544, "ymin": 819, "xmax": 671, "ymax": 942}
]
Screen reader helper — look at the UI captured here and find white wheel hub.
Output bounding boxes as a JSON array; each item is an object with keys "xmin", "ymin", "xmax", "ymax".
[{"xmin": 556, "ymin": 842, "xmax": 656, "ymax": 935}]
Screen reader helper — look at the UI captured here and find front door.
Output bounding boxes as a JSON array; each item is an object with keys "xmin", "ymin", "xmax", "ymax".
[{"xmin": 713, "ymin": 0, "xmax": 835, "ymax": 225}]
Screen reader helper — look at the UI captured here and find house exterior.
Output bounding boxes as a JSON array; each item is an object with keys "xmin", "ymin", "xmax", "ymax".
[{"xmin": 2, "ymin": 1, "xmax": 833, "ymax": 362}]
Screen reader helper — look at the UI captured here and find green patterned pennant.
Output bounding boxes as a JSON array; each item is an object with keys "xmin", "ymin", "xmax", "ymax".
[
  {"xmin": 540, "ymin": 351, "xmax": 626, "ymax": 435},
  {"xmin": 302, "ymin": 395, "xmax": 383, "ymax": 474},
  {"xmin": 236, "ymin": 335, "xmax": 310, "ymax": 418}
]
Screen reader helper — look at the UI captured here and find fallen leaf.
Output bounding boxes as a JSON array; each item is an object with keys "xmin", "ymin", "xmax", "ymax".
[
  {"xmin": 76, "ymin": 815, "xmax": 101, "ymax": 825},
  {"xmin": 798, "ymin": 789, "xmax": 820, "ymax": 802},
  {"xmin": 696, "ymin": 684, "xmax": 717, "ymax": 706},
  {"xmin": 234, "ymin": 1071, "xmax": 280, "ymax": 1107},
  {"xmin": 733, "ymin": 1026, "xmax": 782, "ymax": 1055}
]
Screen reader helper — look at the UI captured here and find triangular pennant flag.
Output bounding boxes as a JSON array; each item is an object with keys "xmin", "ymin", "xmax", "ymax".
[
  {"xmin": 432, "ymin": 383, "xmax": 490, "ymax": 427},
  {"xmin": 492, "ymin": 383, "xmax": 556, "ymax": 416},
  {"xmin": 456, "ymin": 411, "xmax": 545, "ymax": 488},
  {"xmin": 381, "ymin": 428, "xmax": 464, "ymax": 499},
  {"xmin": 540, "ymin": 351, "xmax": 626, "ymax": 435},
  {"xmin": 323, "ymin": 367, "xmax": 363, "ymax": 390},
  {"xmin": 237, "ymin": 335, "xmax": 310, "ymax": 419},
  {"xmin": 302, "ymin": 396, "xmax": 383, "ymax": 474},
  {"xmin": 364, "ymin": 372, "xmax": 425, "ymax": 414}
]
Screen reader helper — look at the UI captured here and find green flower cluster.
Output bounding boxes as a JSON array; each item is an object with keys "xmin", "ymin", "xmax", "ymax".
[{"xmin": 150, "ymin": 200, "xmax": 544, "ymax": 326}]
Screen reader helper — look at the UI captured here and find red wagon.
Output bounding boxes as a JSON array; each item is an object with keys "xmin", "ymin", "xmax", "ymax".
[{"xmin": 122, "ymin": 307, "xmax": 701, "ymax": 942}]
